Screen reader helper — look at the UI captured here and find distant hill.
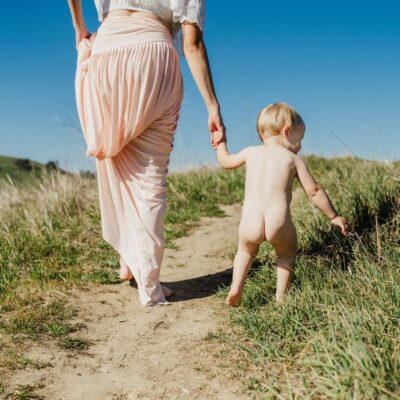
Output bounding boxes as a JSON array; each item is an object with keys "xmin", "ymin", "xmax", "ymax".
[{"xmin": 0, "ymin": 155, "xmax": 62, "ymax": 183}]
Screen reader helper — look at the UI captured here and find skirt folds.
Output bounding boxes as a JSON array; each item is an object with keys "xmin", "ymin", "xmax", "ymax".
[{"xmin": 75, "ymin": 15, "xmax": 183, "ymax": 305}]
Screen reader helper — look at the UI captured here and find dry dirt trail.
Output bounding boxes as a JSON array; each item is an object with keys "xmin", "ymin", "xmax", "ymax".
[{"xmin": 7, "ymin": 204, "xmax": 250, "ymax": 400}]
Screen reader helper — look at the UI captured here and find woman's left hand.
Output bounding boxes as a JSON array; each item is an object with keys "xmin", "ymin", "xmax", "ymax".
[{"xmin": 208, "ymin": 111, "xmax": 226, "ymax": 149}]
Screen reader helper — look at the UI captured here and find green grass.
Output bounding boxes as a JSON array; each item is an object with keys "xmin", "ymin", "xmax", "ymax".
[
  {"xmin": 5, "ymin": 384, "xmax": 44, "ymax": 400},
  {"xmin": 15, "ymin": 357, "xmax": 52, "ymax": 370},
  {"xmin": 58, "ymin": 337, "xmax": 91, "ymax": 351},
  {"xmin": 0, "ymin": 155, "xmax": 62, "ymax": 184},
  {"xmin": 0, "ymin": 165, "xmax": 244, "ymax": 370},
  {"xmin": 165, "ymin": 167, "xmax": 244, "ymax": 242},
  {"xmin": 223, "ymin": 156, "xmax": 400, "ymax": 399},
  {"xmin": 0, "ymin": 155, "xmax": 399, "ymax": 398}
]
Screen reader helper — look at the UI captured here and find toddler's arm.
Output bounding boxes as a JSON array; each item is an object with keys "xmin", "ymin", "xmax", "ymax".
[
  {"xmin": 295, "ymin": 157, "xmax": 349, "ymax": 235},
  {"xmin": 216, "ymin": 142, "xmax": 248, "ymax": 169}
]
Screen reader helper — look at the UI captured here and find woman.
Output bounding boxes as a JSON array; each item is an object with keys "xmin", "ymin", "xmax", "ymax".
[{"xmin": 67, "ymin": 0, "xmax": 225, "ymax": 305}]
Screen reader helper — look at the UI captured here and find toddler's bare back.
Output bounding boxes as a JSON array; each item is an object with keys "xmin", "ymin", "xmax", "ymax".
[{"xmin": 243, "ymin": 144, "xmax": 297, "ymax": 214}]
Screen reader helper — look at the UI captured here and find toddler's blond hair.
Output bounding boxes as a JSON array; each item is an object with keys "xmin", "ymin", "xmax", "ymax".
[{"xmin": 257, "ymin": 102, "xmax": 305, "ymax": 141}]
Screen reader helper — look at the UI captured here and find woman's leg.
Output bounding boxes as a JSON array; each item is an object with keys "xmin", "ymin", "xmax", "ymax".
[
  {"xmin": 120, "ymin": 256, "xmax": 133, "ymax": 281},
  {"xmin": 77, "ymin": 22, "xmax": 182, "ymax": 305},
  {"xmin": 96, "ymin": 137, "xmax": 172, "ymax": 305}
]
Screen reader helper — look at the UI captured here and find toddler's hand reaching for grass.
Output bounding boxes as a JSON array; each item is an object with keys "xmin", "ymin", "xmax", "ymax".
[{"xmin": 330, "ymin": 216, "xmax": 350, "ymax": 235}]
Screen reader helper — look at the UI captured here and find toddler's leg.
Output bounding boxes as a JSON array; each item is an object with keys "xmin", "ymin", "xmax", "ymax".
[
  {"xmin": 275, "ymin": 246, "xmax": 297, "ymax": 302},
  {"xmin": 227, "ymin": 215, "xmax": 263, "ymax": 307},
  {"xmin": 227, "ymin": 241, "xmax": 260, "ymax": 307},
  {"xmin": 266, "ymin": 219, "xmax": 297, "ymax": 302}
]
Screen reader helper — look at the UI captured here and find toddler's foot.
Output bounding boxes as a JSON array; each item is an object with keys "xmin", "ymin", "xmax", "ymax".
[
  {"xmin": 226, "ymin": 288, "xmax": 242, "ymax": 307},
  {"xmin": 161, "ymin": 284, "xmax": 174, "ymax": 298},
  {"xmin": 275, "ymin": 290, "xmax": 287, "ymax": 304}
]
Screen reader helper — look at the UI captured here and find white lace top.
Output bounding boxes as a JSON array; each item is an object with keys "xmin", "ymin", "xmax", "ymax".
[{"xmin": 94, "ymin": 0, "xmax": 205, "ymax": 35}]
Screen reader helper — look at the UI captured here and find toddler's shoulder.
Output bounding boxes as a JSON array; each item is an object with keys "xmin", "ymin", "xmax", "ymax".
[
  {"xmin": 292, "ymin": 153, "xmax": 306, "ymax": 164},
  {"xmin": 240, "ymin": 145, "xmax": 260, "ymax": 157},
  {"xmin": 245, "ymin": 145, "xmax": 264, "ymax": 154},
  {"xmin": 292, "ymin": 154, "xmax": 310, "ymax": 171},
  {"xmin": 278, "ymin": 147, "xmax": 300, "ymax": 165}
]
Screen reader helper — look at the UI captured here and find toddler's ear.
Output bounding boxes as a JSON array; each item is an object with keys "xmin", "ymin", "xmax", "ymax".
[{"xmin": 282, "ymin": 125, "xmax": 291, "ymax": 139}]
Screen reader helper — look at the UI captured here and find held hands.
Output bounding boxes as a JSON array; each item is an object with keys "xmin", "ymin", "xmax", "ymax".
[
  {"xmin": 330, "ymin": 216, "xmax": 350, "ymax": 235},
  {"xmin": 211, "ymin": 128, "xmax": 225, "ymax": 149}
]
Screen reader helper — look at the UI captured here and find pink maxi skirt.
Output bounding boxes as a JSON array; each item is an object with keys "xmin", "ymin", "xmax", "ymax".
[{"xmin": 75, "ymin": 14, "xmax": 183, "ymax": 305}]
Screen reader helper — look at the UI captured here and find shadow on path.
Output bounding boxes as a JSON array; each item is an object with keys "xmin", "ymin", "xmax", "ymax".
[{"xmin": 160, "ymin": 268, "xmax": 233, "ymax": 302}]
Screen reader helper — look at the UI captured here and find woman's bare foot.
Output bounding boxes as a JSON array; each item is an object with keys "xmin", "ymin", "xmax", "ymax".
[
  {"xmin": 119, "ymin": 259, "xmax": 133, "ymax": 281},
  {"xmin": 119, "ymin": 269, "xmax": 133, "ymax": 281},
  {"xmin": 226, "ymin": 287, "xmax": 242, "ymax": 307},
  {"xmin": 161, "ymin": 284, "xmax": 175, "ymax": 298}
]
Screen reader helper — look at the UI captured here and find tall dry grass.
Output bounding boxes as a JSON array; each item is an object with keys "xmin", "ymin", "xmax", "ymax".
[{"xmin": 0, "ymin": 166, "xmax": 244, "ymax": 352}]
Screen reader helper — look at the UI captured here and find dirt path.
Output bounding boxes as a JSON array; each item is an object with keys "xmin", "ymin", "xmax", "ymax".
[{"xmin": 6, "ymin": 204, "xmax": 249, "ymax": 400}]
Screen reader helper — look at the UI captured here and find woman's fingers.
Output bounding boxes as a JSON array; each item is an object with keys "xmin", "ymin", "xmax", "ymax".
[
  {"xmin": 75, "ymin": 29, "xmax": 92, "ymax": 48},
  {"xmin": 208, "ymin": 112, "xmax": 226, "ymax": 148},
  {"xmin": 208, "ymin": 113, "xmax": 225, "ymax": 132},
  {"xmin": 210, "ymin": 128, "xmax": 225, "ymax": 148}
]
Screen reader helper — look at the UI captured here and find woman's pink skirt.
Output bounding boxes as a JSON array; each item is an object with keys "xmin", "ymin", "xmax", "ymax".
[{"xmin": 75, "ymin": 14, "xmax": 183, "ymax": 305}]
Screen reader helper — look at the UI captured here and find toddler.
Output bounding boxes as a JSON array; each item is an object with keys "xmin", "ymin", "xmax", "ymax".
[{"xmin": 216, "ymin": 102, "xmax": 349, "ymax": 306}]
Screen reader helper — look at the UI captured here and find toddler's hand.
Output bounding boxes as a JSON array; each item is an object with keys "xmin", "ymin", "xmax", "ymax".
[
  {"xmin": 211, "ymin": 128, "xmax": 225, "ymax": 149},
  {"xmin": 330, "ymin": 216, "xmax": 349, "ymax": 235}
]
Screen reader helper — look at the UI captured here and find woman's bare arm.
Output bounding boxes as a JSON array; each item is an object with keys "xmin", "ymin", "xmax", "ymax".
[
  {"xmin": 67, "ymin": 0, "xmax": 91, "ymax": 47},
  {"xmin": 182, "ymin": 23, "xmax": 225, "ymax": 147}
]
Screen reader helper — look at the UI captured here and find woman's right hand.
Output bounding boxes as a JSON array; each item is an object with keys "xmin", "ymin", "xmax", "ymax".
[{"xmin": 75, "ymin": 28, "xmax": 91, "ymax": 48}]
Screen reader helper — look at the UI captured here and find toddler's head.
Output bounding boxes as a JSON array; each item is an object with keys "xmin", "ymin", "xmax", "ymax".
[{"xmin": 257, "ymin": 103, "xmax": 305, "ymax": 154}]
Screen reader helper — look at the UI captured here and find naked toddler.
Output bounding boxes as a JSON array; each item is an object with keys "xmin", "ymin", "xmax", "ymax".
[{"xmin": 216, "ymin": 102, "xmax": 349, "ymax": 306}]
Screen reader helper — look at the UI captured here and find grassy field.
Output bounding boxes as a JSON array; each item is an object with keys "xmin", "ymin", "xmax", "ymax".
[
  {"xmin": 224, "ymin": 156, "xmax": 400, "ymax": 399},
  {"xmin": 0, "ymin": 155, "xmax": 399, "ymax": 398},
  {"xmin": 0, "ymin": 162, "xmax": 244, "ymax": 375},
  {"xmin": 0, "ymin": 155, "xmax": 62, "ymax": 184}
]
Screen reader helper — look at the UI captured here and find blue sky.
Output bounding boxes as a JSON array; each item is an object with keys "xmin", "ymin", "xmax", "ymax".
[{"xmin": 0, "ymin": 0, "xmax": 399, "ymax": 172}]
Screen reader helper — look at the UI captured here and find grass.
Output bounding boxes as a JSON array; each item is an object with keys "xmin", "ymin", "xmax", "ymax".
[
  {"xmin": 165, "ymin": 167, "xmax": 244, "ymax": 242},
  {"xmin": 222, "ymin": 156, "xmax": 400, "ymax": 399},
  {"xmin": 58, "ymin": 337, "xmax": 91, "ymax": 351},
  {"xmin": 0, "ymin": 155, "xmax": 62, "ymax": 184},
  {"xmin": 0, "ymin": 154, "xmax": 399, "ymax": 398},
  {"xmin": 15, "ymin": 357, "xmax": 52, "ymax": 370},
  {"xmin": 5, "ymin": 384, "xmax": 45, "ymax": 400},
  {"xmin": 0, "ymin": 165, "xmax": 244, "ymax": 370}
]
